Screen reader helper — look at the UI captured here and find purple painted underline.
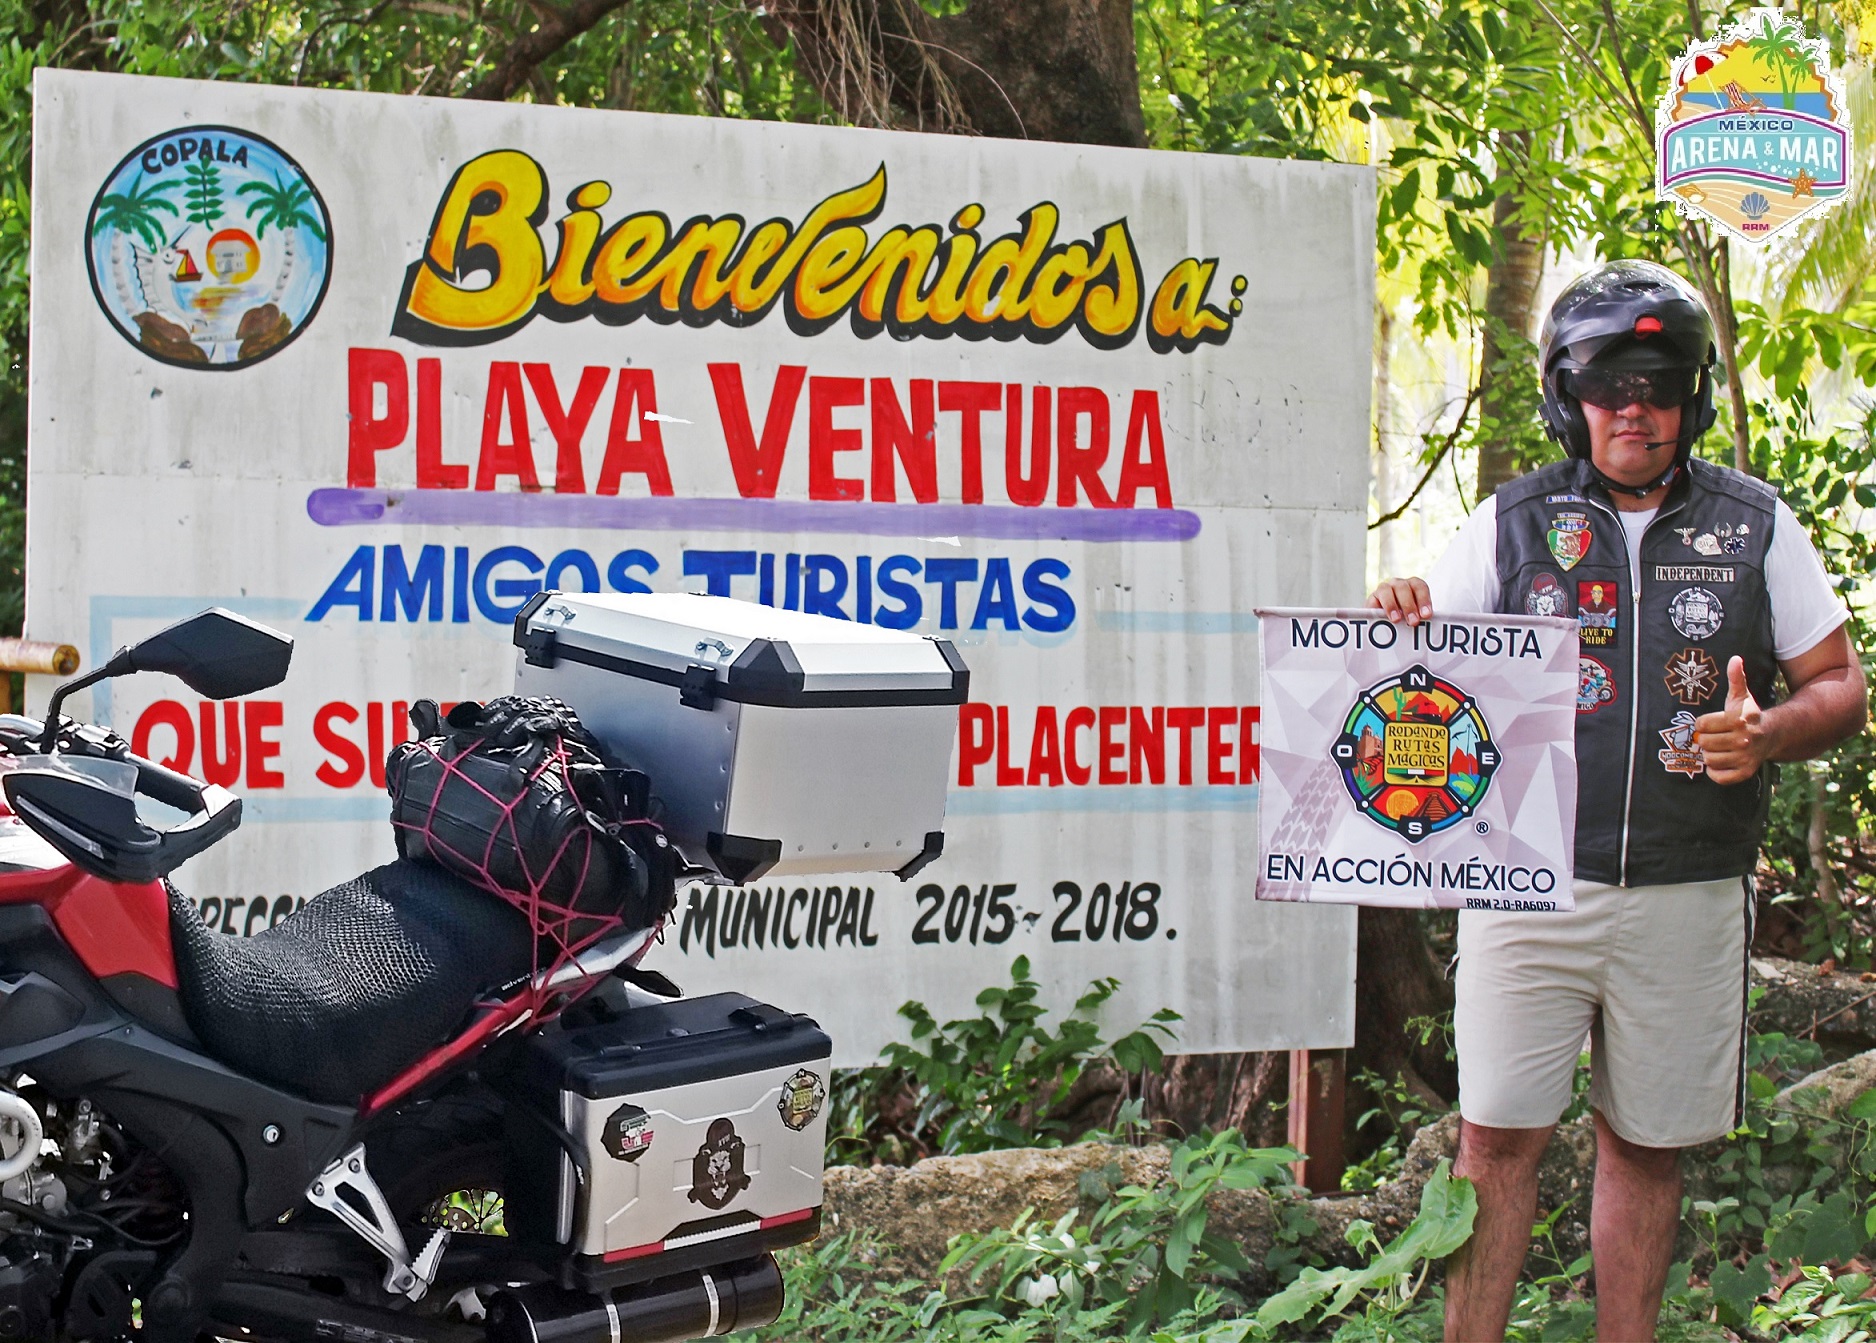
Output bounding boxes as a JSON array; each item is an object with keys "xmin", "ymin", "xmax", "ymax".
[{"xmin": 304, "ymin": 489, "xmax": 1202, "ymax": 543}]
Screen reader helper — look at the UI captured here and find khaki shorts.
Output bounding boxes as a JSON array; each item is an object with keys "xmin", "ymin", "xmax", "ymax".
[{"xmin": 1455, "ymin": 877, "xmax": 1753, "ymax": 1148}]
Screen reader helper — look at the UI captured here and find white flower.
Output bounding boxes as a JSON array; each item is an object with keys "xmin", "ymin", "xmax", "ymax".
[{"xmin": 1020, "ymin": 1274, "xmax": 1060, "ymax": 1307}]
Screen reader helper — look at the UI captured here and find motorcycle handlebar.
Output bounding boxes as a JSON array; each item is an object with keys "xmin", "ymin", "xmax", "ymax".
[
  {"xmin": 0, "ymin": 714, "xmax": 242, "ymax": 882},
  {"xmin": 130, "ymin": 755, "xmax": 212, "ymax": 815}
]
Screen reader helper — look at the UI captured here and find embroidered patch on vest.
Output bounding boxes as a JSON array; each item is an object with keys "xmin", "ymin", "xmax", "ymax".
[
  {"xmin": 1657, "ymin": 711, "xmax": 1706, "ymax": 777},
  {"xmin": 1577, "ymin": 580, "xmax": 1617, "ymax": 646},
  {"xmin": 1548, "ymin": 513, "xmax": 1592, "ymax": 571},
  {"xmin": 1525, "ymin": 573, "xmax": 1572, "ymax": 617},
  {"xmin": 1668, "ymin": 586, "xmax": 1724, "ymax": 640},
  {"xmin": 1577, "ymin": 657, "xmax": 1616, "ymax": 713},
  {"xmin": 1654, "ymin": 565, "xmax": 1735, "ymax": 583},
  {"xmin": 1546, "ymin": 493, "xmax": 1586, "ymax": 503},
  {"xmin": 1663, "ymin": 648, "xmax": 1721, "ymax": 706}
]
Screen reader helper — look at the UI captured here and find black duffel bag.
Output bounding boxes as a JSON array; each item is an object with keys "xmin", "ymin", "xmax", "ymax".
[{"xmin": 385, "ymin": 696, "xmax": 677, "ymax": 950}]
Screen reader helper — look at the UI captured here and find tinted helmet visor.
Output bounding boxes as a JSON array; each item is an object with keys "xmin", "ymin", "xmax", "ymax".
[{"xmin": 1562, "ymin": 366, "xmax": 1699, "ymax": 412}]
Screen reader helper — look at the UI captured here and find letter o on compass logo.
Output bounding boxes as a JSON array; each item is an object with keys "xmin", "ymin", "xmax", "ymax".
[
  {"xmin": 86, "ymin": 126, "xmax": 332, "ymax": 370},
  {"xmin": 1330, "ymin": 663, "xmax": 1499, "ymax": 844}
]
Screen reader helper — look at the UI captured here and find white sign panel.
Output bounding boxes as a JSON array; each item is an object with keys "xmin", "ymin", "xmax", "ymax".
[
  {"xmin": 1256, "ymin": 610, "xmax": 1578, "ymax": 911},
  {"xmin": 29, "ymin": 70, "xmax": 1374, "ymax": 1064}
]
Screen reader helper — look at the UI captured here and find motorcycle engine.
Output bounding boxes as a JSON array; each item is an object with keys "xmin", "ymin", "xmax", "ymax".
[
  {"xmin": 0, "ymin": 1088, "xmax": 184, "ymax": 1341},
  {"xmin": 0, "ymin": 1249, "xmax": 59, "ymax": 1340}
]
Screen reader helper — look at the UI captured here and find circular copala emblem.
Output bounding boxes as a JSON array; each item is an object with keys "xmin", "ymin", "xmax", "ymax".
[
  {"xmin": 1331, "ymin": 664, "xmax": 1499, "ymax": 844},
  {"xmin": 86, "ymin": 126, "xmax": 331, "ymax": 369}
]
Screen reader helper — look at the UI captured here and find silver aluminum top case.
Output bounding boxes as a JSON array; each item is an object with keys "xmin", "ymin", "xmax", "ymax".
[{"xmin": 512, "ymin": 592, "xmax": 967, "ymax": 884}]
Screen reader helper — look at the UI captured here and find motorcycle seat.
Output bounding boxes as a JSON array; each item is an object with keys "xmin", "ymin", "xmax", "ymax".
[{"xmin": 168, "ymin": 860, "xmax": 535, "ymax": 1105}]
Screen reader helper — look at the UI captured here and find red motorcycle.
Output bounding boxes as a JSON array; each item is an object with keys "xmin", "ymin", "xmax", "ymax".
[{"xmin": 0, "ymin": 608, "xmax": 827, "ymax": 1342}]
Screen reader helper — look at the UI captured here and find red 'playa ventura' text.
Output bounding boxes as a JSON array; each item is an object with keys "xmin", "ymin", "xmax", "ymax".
[{"xmin": 345, "ymin": 351, "xmax": 1175, "ymax": 509}]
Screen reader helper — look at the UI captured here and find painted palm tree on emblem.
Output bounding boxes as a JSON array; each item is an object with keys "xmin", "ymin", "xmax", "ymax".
[{"xmin": 237, "ymin": 172, "xmax": 327, "ymax": 305}]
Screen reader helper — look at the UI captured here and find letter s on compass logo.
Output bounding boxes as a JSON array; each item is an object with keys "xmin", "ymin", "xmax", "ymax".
[{"xmin": 1329, "ymin": 663, "xmax": 1499, "ymax": 844}]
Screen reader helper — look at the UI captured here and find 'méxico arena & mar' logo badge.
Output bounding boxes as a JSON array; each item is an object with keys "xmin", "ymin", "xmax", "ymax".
[
  {"xmin": 1331, "ymin": 665, "xmax": 1500, "ymax": 844},
  {"xmin": 86, "ymin": 127, "xmax": 331, "ymax": 369},
  {"xmin": 1656, "ymin": 8, "xmax": 1851, "ymax": 244}
]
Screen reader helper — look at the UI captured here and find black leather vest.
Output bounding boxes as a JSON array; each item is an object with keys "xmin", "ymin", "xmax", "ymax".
[{"xmin": 1494, "ymin": 458, "xmax": 1779, "ymax": 886}]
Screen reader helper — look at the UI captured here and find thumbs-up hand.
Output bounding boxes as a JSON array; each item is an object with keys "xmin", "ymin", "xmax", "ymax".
[{"xmin": 1694, "ymin": 656, "xmax": 1768, "ymax": 785}]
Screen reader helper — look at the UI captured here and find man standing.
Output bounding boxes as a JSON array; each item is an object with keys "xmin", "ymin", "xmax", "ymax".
[{"xmin": 1368, "ymin": 259, "xmax": 1867, "ymax": 1342}]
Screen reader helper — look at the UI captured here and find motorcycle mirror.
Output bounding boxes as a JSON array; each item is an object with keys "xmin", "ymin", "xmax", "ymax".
[
  {"xmin": 38, "ymin": 609, "xmax": 294, "ymax": 753},
  {"xmin": 126, "ymin": 608, "xmax": 295, "ymax": 700}
]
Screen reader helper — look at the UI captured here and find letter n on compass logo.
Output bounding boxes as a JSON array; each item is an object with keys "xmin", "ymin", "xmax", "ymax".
[{"xmin": 1331, "ymin": 664, "xmax": 1499, "ymax": 844}]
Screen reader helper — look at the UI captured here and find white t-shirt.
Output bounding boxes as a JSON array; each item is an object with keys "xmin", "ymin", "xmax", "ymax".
[{"xmin": 1427, "ymin": 493, "xmax": 1849, "ymax": 661}]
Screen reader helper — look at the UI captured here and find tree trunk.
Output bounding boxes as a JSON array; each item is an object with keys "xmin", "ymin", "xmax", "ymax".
[
  {"xmin": 755, "ymin": 0, "xmax": 1145, "ymax": 145},
  {"xmin": 1375, "ymin": 305, "xmax": 1398, "ymax": 577},
  {"xmin": 1349, "ymin": 908, "xmax": 1458, "ymax": 1154},
  {"xmin": 1674, "ymin": 225, "xmax": 1754, "ymax": 473},
  {"xmin": 1474, "ymin": 132, "xmax": 1545, "ymax": 502},
  {"xmin": 1137, "ymin": 1051, "xmax": 1291, "ymax": 1147}
]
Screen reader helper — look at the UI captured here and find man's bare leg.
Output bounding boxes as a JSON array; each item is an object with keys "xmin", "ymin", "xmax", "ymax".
[
  {"xmin": 1590, "ymin": 1110, "xmax": 1682, "ymax": 1343},
  {"xmin": 1446, "ymin": 1119, "xmax": 1554, "ymax": 1342}
]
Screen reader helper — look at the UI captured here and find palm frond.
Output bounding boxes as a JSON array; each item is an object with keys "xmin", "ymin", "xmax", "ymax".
[{"xmin": 1775, "ymin": 64, "xmax": 1876, "ymax": 311}]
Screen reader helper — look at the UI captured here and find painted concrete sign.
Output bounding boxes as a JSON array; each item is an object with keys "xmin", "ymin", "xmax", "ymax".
[{"xmin": 31, "ymin": 70, "xmax": 1375, "ymax": 1062}]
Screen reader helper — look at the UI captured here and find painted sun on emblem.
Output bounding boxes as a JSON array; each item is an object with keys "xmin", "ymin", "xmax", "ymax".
[
  {"xmin": 1330, "ymin": 664, "xmax": 1500, "ymax": 845},
  {"xmin": 86, "ymin": 126, "xmax": 332, "ymax": 369}
]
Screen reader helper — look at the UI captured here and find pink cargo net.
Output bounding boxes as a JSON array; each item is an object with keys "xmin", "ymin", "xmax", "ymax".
[{"xmin": 390, "ymin": 730, "xmax": 657, "ymax": 1020}]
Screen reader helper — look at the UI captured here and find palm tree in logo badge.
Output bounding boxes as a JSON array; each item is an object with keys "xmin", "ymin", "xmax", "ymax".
[
  {"xmin": 1746, "ymin": 12, "xmax": 1812, "ymax": 108},
  {"xmin": 86, "ymin": 128, "xmax": 331, "ymax": 369}
]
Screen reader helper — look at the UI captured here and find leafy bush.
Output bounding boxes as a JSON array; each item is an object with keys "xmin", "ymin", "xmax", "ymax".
[
  {"xmin": 946, "ymin": 1131, "xmax": 1301, "ymax": 1331},
  {"xmin": 731, "ymin": 1133, "xmax": 1478, "ymax": 1343},
  {"xmin": 1254, "ymin": 1160, "xmax": 1474, "ymax": 1337},
  {"xmin": 827, "ymin": 956, "xmax": 1181, "ymax": 1164}
]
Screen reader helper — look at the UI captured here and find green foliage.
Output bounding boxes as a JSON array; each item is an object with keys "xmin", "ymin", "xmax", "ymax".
[
  {"xmin": 1750, "ymin": 1265, "xmax": 1876, "ymax": 1341},
  {"xmin": 1255, "ymin": 1160, "xmax": 1475, "ymax": 1334},
  {"xmin": 1734, "ymin": 383, "xmax": 1876, "ymax": 953},
  {"xmin": 92, "ymin": 173, "xmax": 179, "ymax": 250},
  {"xmin": 830, "ymin": 956, "xmax": 1180, "ymax": 1163},
  {"xmin": 946, "ymin": 1131, "xmax": 1300, "ymax": 1331}
]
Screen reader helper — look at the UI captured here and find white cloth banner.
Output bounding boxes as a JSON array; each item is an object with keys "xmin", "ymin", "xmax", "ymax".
[{"xmin": 1255, "ymin": 609, "xmax": 1579, "ymax": 911}]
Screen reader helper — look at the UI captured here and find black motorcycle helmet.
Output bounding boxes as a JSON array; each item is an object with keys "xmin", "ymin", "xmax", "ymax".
[{"xmin": 1537, "ymin": 259, "xmax": 1718, "ymax": 496}]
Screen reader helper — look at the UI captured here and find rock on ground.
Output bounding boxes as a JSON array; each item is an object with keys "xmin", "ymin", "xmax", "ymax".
[{"xmin": 823, "ymin": 1046, "xmax": 1876, "ymax": 1291}]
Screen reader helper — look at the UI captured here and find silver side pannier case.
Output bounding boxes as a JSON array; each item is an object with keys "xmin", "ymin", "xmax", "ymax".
[{"xmin": 512, "ymin": 591, "xmax": 968, "ymax": 884}]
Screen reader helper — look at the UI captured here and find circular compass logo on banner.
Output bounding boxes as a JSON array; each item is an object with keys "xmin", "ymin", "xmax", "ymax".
[
  {"xmin": 1331, "ymin": 664, "xmax": 1501, "ymax": 844},
  {"xmin": 86, "ymin": 126, "xmax": 332, "ymax": 369}
]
